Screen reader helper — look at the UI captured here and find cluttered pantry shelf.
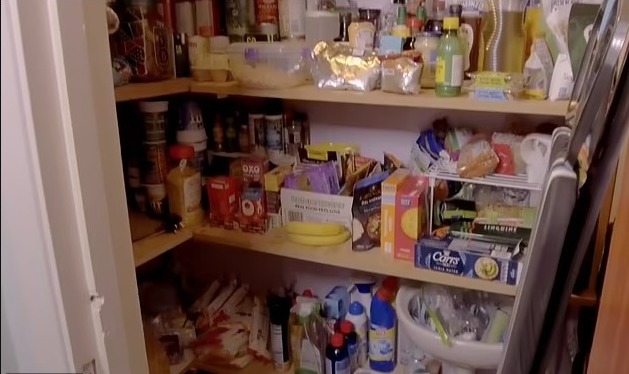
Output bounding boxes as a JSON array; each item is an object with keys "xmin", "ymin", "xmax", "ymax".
[{"xmin": 114, "ymin": 79, "xmax": 569, "ymax": 116}]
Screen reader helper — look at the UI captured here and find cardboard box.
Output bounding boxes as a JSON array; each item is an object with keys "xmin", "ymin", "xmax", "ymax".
[
  {"xmin": 393, "ymin": 176, "xmax": 428, "ymax": 261},
  {"xmin": 381, "ymin": 169, "xmax": 411, "ymax": 255},
  {"xmin": 242, "ymin": 157, "xmax": 269, "ymax": 187},
  {"xmin": 415, "ymin": 236, "xmax": 523, "ymax": 285},
  {"xmin": 280, "ymin": 188, "xmax": 353, "ymax": 231},
  {"xmin": 239, "ymin": 187, "xmax": 267, "ymax": 234},
  {"xmin": 207, "ymin": 176, "xmax": 241, "ymax": 230},
  {"xmin": 264, "ymin": 166, "xmax": 292, "ymax": 230}
]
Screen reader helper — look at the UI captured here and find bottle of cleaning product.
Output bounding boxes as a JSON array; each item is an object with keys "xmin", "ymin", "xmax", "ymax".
[
  {"xmin": 340, "ymin": 321, "xmax": 359, "ymax": 372},
  {"xmin": 326, "ymin": 333, "xmax": 350, "ymax": 374},
  {"xmin": 352, "ymin": 277, "xmax": 375, "ymax": 319},
  {"xmin": 435, "ymin": 16, "xmax": 465, "ymax": 97},
  {"xmin": 346, "ymin": 301, "xmax": 368, "ymax": 368},
  {"xmin": 369, "ymin": 288, "xmax": 397, "ymax": 373}
]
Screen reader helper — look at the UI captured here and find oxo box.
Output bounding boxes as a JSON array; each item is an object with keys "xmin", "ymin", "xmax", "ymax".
[
  {"xmin": 207, "ymin": 176, "xmax": 241, "ymax": 230},
  {"xmin": 242, "ymin": 157, "xmax": 269, "ymax": 187},
  {"xmin": 415, "ymin": 236, "xmax": 522, "ymax": 285},
  {"xmin": 239, "ymin": 187, "xmax": 267, "ymax": 234}
]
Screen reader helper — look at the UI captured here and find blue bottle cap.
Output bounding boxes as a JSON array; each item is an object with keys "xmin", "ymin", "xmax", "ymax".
[{"xmin": 349, "ymin": 301, "xmax": 364, "ymax": 315}]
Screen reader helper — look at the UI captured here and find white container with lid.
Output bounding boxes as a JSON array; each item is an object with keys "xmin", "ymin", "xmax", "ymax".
[
  {"xmin": 415, "ymin": 32, "xmax": 440, "ymax": 88},
  {"xmin": 227, "ymin": 41, "xmax": 310, "ymax": 89},
  {"xmin": 305, "ymin": 10, "xmax": 339, "ymax": 49},
  {"xmin": 279, "ymin": 0, "xmax": 306, "ymax": 40}
]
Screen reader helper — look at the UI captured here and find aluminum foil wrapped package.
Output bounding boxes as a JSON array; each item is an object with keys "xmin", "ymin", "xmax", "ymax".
[{"xmin": 311, "ymin": 41, "xmax": 381, "ymax": 92}]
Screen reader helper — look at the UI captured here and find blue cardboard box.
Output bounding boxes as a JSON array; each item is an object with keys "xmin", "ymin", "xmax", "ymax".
[{"xmin": 415, "ymin": 236, "xmax": 522, "ymax": 285}]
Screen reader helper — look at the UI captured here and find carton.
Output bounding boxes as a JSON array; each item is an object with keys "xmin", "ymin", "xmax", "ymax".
[
  {"xmin": 415, "ymin": 236, "xmax": 523, "ymax": 285},
  {"xmin": 241, "ymin": 157, "xmax": 269, "ymax": 187},
  {"xmin": 207, "ymin": 176, "xmax": 241, "ymax": 230},
  {"xmin": 239, "ymin": 187, "xmax": 267, "ymax": 234},
  {"xmin": 280, "ymin": 188, "xmax": 354, "ymax": 231},
  {"xmin": 264, "ymin": 166, "xmax": 292, "ymax": 230},
  {"xmin": 393, "ymin": 176, "xmax": 428, "ymax": 261},
  {"xmin": 381, "ymin": 169, "xmax": 411, "ymax": 255}
]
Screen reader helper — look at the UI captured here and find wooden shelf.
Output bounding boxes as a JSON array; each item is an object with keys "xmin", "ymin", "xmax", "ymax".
[
  {"xmin": 194, "ymin": 360, "xmax": 276, "ymax": 374},
  {"xmin": 133, "ymin": 229, "xmax": 193, "ymax": 267},
  {"xmin": 191, "ymin": 82, "xmax": 569, "ymax": 117},
  {"xmin": 115, "ymin": 78, "xmax": 190, "ymax": 102},
  {"xmin": 191, "ymin": 226, "xmax": 518, "ymax": 296}
]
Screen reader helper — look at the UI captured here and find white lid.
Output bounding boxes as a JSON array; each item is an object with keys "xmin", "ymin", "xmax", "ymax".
[
  {"xmin": 305, "ymin": 10, "xmax": 339, "ymax": 18},
  {"xmin": 264, "ymin": 114, "xmax": 283, "ymax": 120},
  {"xmin": 209, "ymin": 36, "xmax": 230, "ymax": 52},
  {"xmin": 139, "ymin": 101, "xmax": 169, "ymax": 113},
  {"xmin": 179, "ymin": 140, "xmax": 208, "ymax": 152},
  {"xmin": 177, "ymin": 129, "xmax": 208, "ymax": 143}
]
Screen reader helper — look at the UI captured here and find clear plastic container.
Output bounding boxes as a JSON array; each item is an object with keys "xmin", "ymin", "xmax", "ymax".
[{"xmin": 227, "ymin": 41, "xmax": 310, "ymax": 89}]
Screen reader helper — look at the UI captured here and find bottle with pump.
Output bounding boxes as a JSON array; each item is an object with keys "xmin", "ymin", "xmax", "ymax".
[
  {"xmin": 326, "ymin": 333, "xmax": 350, "ymax": 374},
  {"xmin": 435, "ymin": 16, "xmax": 465, "ymax": 97},
  {"xmin": 369, "ymin": 288, "xmax": 397, "ymax": 373},
  {"xmin": 346, "ymin": 301, "xmax": 368, "ymax": 368}
]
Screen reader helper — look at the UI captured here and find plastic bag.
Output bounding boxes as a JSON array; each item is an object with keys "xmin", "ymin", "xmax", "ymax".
[
  {"xmin": 457, "ymin": 140, "xmax": 499, "ymax": 178},
  {"xmin": 381, "ymin": 55, "xmax": 423, "ymax": 95}
]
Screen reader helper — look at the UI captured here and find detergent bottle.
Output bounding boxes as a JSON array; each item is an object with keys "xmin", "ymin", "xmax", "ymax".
[{"xmin": 369, "ymin": 288, "xmax": 396, "ymax": 372}]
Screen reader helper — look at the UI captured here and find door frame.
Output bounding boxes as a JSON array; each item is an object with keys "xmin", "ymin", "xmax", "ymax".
[{"xmin": 1, "ymin": 1, "xmax": 147, "ymax": 373}]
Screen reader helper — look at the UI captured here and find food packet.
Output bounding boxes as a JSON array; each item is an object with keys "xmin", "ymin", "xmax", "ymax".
[
  {"xmin": 524, "ymin": 38, "xmax": 554, "ymax": 100},
  {"xmin": 311, "ymin": 41, "xmax": 381, "ymax": 92},
  {"xmin": 457, "ymin": 140, "xmax": 499, "ymax": 178},
  {"xmin": 380, "ymin": 54, "xmax": 423, "ymax": 95}
]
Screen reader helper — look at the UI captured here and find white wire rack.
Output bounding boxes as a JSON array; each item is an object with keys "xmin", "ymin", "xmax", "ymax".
[{"xmin": 425, "ymin": 163, "xmax": 543, "ymax": 191}]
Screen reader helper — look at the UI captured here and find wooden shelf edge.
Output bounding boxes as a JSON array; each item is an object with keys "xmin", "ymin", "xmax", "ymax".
[
  {"xmin": 191, "ymin": 226, "xmax": 518, "ymax": 296},
  {"xmin": 133, "ymin": 229, "xmax": 193, "ymax": 267},
  {"xmin": 115, "ymin": 78, "xmax": 191, "ymax": 102},
  {"xmin": 570, "ymin": 289, "xmax": 598, "ymax": 308},
  {"xmin": 190, "ymin": 82, "xmax": 569, "ymax": 117}
]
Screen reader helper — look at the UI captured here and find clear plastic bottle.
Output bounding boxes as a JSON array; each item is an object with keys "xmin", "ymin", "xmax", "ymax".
[
  {"xmin": 166, "ymin": 145, "xmax": 203, "ymax": 227},
  {"xmin": 435, "ymin": 17, "xmax": 465, "ymax": 97}
]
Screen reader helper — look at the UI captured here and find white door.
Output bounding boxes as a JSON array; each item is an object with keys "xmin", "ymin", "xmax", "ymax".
[{"xmin": 1, "ymin": 1, "xmax": 147, "ymax": 373}]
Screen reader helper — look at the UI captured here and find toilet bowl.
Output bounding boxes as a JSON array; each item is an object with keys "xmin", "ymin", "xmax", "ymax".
[{"xmin": 396, "ymin": 286, "xmax": 504, "ymax": 373}]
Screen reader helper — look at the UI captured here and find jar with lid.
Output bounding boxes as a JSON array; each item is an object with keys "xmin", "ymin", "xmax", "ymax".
[
  {"xmin": 357, "ymin": 8, "xmax": 381, "ymax": 48},
  {"xmin": 414, "ymin": 32, "xmax": 440, "ymax": 88},
  {"xmin": 166, "ymin": 145, "xmax": 204, "ymax": 227}
]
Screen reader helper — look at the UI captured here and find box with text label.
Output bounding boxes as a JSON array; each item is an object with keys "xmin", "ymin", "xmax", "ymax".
[
  {"xmin": 280, "ymin": 188, "xmax": 354, "ymax": 232},
  {"xmin": 415, "ymin": 236, "xmax": 522, "ymax": 285}
]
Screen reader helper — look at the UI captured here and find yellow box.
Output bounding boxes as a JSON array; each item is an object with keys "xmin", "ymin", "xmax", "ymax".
[{"xmin": 380, "ymin": 169, "xmax": 411, "ymax": 255}]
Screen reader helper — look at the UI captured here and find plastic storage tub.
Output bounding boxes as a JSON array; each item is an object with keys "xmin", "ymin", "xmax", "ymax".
[{"xmin": 227, "ymin": 41, "xmax": 310, "ymax": 89}]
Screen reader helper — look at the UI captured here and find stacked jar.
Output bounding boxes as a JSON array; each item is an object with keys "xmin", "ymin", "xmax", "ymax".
[{"xmin": 139, "ymin": 101, "xmax": 170, "ymax": 217}]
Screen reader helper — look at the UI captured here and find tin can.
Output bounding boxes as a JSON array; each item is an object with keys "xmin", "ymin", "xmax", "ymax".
[
  {"xmin": 225, "ymin": 0, "xmax": 253, "ymax": 42},
  {"xmin": 248, "ymin": 113, "xmax": 266, "ymax": 155},
  {"xmin": 265, "ymin": 114, "xmax": 284, "ymax": 162},
  {"xmin": 283, "ymin": 117, "xmax": 302, "ymax": 157},
  {"xmin": 142, "ymin": 140, "xmax": 169, "ymax": 185},
  {"xmin": 255, "ymin": 0, "xmax": 279, "ymax": 24}
]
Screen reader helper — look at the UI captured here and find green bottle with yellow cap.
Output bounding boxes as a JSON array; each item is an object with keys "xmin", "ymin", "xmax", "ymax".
[{"xmin": 435, "ymin": 17, "xmax": 465, "ymax": 97}]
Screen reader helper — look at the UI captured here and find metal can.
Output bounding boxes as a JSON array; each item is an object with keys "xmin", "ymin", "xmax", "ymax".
[
  {"xmin": 142, "ymin": 140, "xmax": 169, "ymax": 185},
  {"xmin": 264, "ymin": 114, "xmax": 284, "ymax": 162},
  {"xmin": 225, "ymin": 0, "xmax": 253, "ymax": 42},
  {"xmin": 248, "ymin": 113, "xmax": 266, "ymax": 155},
  {"xmin": 283, "ymin": 118, "xmax": 302, "ymax": 157},
  {"xmin": 255, "ymin": 0, "xmax": 279, "ymax": 24}
]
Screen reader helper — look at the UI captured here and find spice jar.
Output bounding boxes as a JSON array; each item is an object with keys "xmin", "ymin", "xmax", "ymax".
[
  {"xmin": 167, "ymin": 145, "xmax": 203, "ymax": 227},
  {"xmin": 414, "ymin": 32, "xmax": 440, "ymax": 88}
]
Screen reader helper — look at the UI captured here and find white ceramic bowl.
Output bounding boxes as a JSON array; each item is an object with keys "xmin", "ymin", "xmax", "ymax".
[{"xmin": 396, "ymin": 286, "xmax": 504, "ymax": 370}]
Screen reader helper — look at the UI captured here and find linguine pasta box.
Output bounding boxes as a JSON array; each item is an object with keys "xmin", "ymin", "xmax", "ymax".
[{"xmin": 414, "ymin": 236, "xmax": 522, "ymax": 286}]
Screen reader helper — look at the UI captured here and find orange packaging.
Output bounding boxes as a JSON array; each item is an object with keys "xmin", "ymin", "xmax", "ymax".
[
  {"xmin": 207, "ymin": 176, "xmax": 241, "ymax": 230},
  {"xmin": 381, "ymin": 169, "xmax": 411, "ymax": 255},
  {"xmin": 393, "ymin": 176, "xmax": 428, "ymax": 261}
]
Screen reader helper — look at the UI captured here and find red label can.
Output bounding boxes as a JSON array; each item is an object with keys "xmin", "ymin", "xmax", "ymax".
[{"xmin": 255, "ymin": 0, "xmax": 279, "ymax": 24}]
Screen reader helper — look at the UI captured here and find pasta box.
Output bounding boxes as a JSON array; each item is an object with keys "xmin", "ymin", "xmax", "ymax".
[{"xmin": 414, "ymin": 236, "xmax": 523, "ymax": 285}]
